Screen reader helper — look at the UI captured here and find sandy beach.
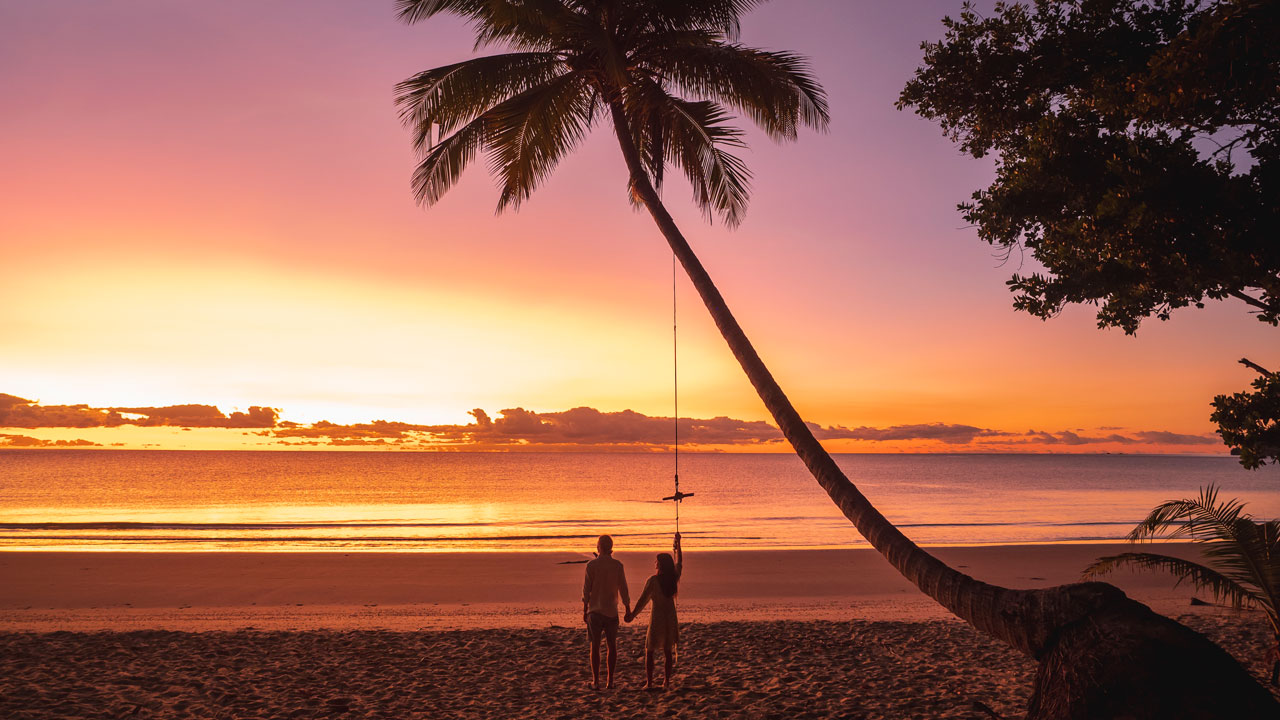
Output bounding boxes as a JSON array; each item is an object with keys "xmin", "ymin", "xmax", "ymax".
[
  {"xmin": 3, "ymin": 544, "xmax": 1278, "ymax": 718},
  {"xmin": 3, "ymin": 615, "xmax": 1274, "ymax": 720}
]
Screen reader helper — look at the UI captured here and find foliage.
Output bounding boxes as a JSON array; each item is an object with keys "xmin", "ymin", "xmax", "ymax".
[
  {"xmin": 1083, "ymin": 485, "xmax": 1280, "ymax": 647},
  {"xmin": 898, "ymin": 0, "xmax": 1279, "ymax": 466},
  {"xmin": 1212, "ymin": 360, "xmax": 1280, "ymax": 470},
  {"xmin": 393, "ymin": 0, "xmax": 827, "ymax": 227}
]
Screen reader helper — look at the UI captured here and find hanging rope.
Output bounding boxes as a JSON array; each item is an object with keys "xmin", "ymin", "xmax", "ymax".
[
  {"xmin": 663, "ymin": 253, "xmax": 692, "ymax": 530},
  {"xmin": 673, "ymin": 253, "xmax": 679, "ymax": 533}
]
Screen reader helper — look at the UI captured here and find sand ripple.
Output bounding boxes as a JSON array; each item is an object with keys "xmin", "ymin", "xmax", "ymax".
[{"xmin": 2, "ymin": 616, "xmax": 1273, "ymax": 719}]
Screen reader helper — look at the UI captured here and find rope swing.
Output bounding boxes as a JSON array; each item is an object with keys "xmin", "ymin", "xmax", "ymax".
[{"xmin": 662, "ymin": 254, "xmax": 693, "ymax": 530}]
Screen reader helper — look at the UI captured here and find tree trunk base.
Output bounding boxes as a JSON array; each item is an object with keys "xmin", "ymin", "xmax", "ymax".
[{"xmin": 1026, "ymin": 590, "xmax": 1278, "ymax": 719}]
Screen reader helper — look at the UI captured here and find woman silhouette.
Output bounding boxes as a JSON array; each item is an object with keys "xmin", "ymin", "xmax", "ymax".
[{"xmin": 626, "ymin": 532, "xmax": 683, "ymax": 689}]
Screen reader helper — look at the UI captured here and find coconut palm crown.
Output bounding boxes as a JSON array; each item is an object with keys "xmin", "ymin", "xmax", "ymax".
[
  {"xmin": 1084, "ymin": 485, "xmax": 1280, "ymax": 682},
  {"xmin": 394, "ymin": 0, "xmax": 827, "ymax": 226}
]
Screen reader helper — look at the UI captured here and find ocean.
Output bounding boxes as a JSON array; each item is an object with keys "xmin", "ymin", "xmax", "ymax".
[{"xmin": 2, "ymin": 450, "xmax": 1277, "ymax": 552}]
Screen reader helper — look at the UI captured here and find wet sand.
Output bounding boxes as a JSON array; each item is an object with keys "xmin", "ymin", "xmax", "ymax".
[{"xmin": 0, "ymin": 544, "xmax": 1225, "ymax": 630}]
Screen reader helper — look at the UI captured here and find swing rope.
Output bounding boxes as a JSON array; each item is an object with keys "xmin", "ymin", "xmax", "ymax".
[
  {"xmin": 673, "ymin": 253, "xmax": 679, "ymax": 533},
  {"xmin": 662, "ymin": 253, "xmax": 692, "ymax": 531}
]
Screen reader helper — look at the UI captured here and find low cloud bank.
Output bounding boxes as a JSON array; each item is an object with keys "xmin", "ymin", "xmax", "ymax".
[
  {"xmin": 812, "ymin": 423, "xmax": 1013, "ymax": 445},
  {"xmin": 1022, "ymin": 429, "xmax": 1219, "ymax": 446},
  {"xmin": 2, "ymin": 392, "xmax": 1220, "ymax": 452},
  {"xmin": 0, "ymin": 394, "xmax": 277, "ymax": 429},
  {"xmin": 266, "ymin": 407, "xmax": 1220, "ymax": 452},
  {"xmin": 0, "ymin": 433, "xmax": 100, "ymax": 448},
  {"xmin": 268, "ymin": 407, "xmax": 784, "ymax": 448}
]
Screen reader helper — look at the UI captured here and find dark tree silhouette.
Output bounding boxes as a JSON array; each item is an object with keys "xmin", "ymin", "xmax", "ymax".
[
  {"xmin": 1213, "ymin": 359, "xmax": 1280, "ymax": 469},
  {"xmin": 898, "ymin": 0, "xmax": 1279, "ymax": 468},
  {"xmin": 395, "ymin": 1, "xmax": 1279, "ymax": 715}
]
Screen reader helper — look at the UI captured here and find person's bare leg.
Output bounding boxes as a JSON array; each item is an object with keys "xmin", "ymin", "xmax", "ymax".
[
  {"xmin": 644, "ymin": 648, "xmax": 655, "ymax": 689},
  {"xmin": 663, "ymin": 647, "xmax": 675, "ymax": 689},
  {"xmin": 605, "ymin": 634, "xmax": 617, "ymax": 689},
  {"xmin": 589, "ymin": 636, "xmax": 601, "ymax": 689}
]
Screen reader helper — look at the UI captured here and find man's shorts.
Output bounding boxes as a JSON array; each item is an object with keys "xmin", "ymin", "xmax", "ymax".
[{"xmin": 587, "ymin": 612, "xmax": 620, "ymax": 644}]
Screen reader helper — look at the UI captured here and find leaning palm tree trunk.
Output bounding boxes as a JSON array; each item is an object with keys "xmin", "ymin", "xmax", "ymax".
[
  {"xmin": 394, "ymin": 0, "xmax": 1278, "ymax": 710},
  {"xmin": 608, "ymin": 101, "xmax": 1279, "ymax": 718},
  {"xmin": 606, "ymin": 100, "xmax": 1040, "ymax": 653}
]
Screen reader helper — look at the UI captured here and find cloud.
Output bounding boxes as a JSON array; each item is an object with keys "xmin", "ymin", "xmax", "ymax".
[
  {"xmin": 0, "ymin": 393, "xmax": 278, "ymax": 429},
  {"xmin": 468, "ymin": 407, "xmax": 782, "ymax": 446},
  {"xmin": 270, "ymin": 420, "xmax": 424, "ymax": 441},
  {"xmin": 0, "ymin": 433, "xmax": 100, "ymax": 447},
  {"xmin": 1023, "ymin": 430, "xmax": 1138, "ymax": 446},
  {"xmin": 0, "ymin": 393, "xmax": 128, "ymax": 428},
  {"xmin": 812, "ymin": 422, "xmax": 1010, "ymax": 445},
  {"xmin": 1014, "ymin": 429, "xmax": 1221, "ymax": 447},
  {"xmin": 1131, "ymin": 430, "xmax": 1219, "ymax": 446},
  {"xmin": 270, "ymin": 407, "xmax": 783, "ymax": 448},
  {"xmin": 112, "ymin": 404, "xmax": 279, "ymax": 428}
]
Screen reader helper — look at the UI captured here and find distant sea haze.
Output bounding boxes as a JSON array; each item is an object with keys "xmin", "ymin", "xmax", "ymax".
[{"xmin": 2, "ymin": 451, "xmax": 1277, "ymax": 552}]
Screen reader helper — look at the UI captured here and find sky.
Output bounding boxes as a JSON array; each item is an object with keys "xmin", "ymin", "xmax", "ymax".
[{"xmin": 1, "ymin": 0, "xmax": 1273, "ymax": 453}]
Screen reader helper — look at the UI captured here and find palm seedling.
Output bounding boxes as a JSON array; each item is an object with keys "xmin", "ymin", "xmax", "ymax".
[{"xmin": 1084, "ymin": 484, "xmax": 1280, "ymax": 684}]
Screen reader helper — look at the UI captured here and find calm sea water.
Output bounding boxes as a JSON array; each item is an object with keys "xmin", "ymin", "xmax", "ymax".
[{"xmin": 1, "ymin": 450, "xmax": 1277, "ymax": 552}]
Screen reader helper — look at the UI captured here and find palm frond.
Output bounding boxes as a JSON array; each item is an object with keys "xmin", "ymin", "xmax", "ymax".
[
  {"xmin": 668, "ymin": 99, "xmax": 752, "ymax": 227},
  {"xmin": 1083, "ymin": 552, "xmax": 1260, "ymax": 609},
  {"xmin": 469, "ymin": 0, "xmax": 578, "ymax": 51},
  {"xmin": 640, "ymin": 40, "xmax": 830, "ymax": 140},
  {"xmin": 1126, "ymin": 485, "xmax": 1248, "ymax": 543},
  {"xmin": 1203, "ymin": 518, "xmax": 1280, "ymax": 619},
  {"xmin": 395, "ymin": 0, "xmax": 487, "ymax": 24},
  {"xmin": 620, "ymin": 0, "xmax": 767, "ymax": 39},
  {"xmin": 625, "ymin": 81, "xmax": 751, "ymax": 226},
  {"xmin": 409, "ymin": 114, "xmax": 488, "ymax": 206},
  {"xmin": 483, "ymin": 72, "xmax": 596, "ymax": 212},
  {"xmin": 1254, "ymin": 519, "xmax": 1280, "ymax": 632},
  {"xmin": 397, "ymin": 0, "xmax": 571, "ymax": 51},
  {"xmin": 395, "ymin": 53, "xmax": 567, "ymax": 144},
  {"xmin": 642, "ymin": 105, "xmax": 667, "ymax": 191},
  {"xmin": 1104, "ymin": 485, "xmax": 1280, "ymax": 630}
]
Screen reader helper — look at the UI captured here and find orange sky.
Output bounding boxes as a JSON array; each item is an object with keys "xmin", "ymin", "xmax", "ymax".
[{"xmin": 1, "ymin": 1, "xmax": 1273, "ymax": 454}]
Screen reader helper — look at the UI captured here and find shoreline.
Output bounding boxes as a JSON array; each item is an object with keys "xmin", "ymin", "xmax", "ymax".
[
  {"xmin": 0, "ymin": 543, "xmax": 1229, "ymax": 631},
  {"xmin": 0, "ymin": 447, "xmax": 1241, "ymax": 454},
  {"xmin": 0, "ymin": 536, "xmax": 1197, "ymax": 552}
]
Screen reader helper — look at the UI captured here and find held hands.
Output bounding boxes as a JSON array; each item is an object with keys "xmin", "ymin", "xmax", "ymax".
[{"xmin": 624, "ymin": 611, "xmax": 634, "ymax": 623}]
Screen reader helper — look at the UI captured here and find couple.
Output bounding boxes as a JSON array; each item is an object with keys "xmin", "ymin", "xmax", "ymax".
[{"xmin": 581, "ymin": 532, "xmax": 683, "ymax": 690}]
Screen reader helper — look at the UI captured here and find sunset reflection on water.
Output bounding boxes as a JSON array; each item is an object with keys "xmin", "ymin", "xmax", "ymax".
[{"xmin": 3, "ymin": 450, "xmax": 1277, "ymax": 552}]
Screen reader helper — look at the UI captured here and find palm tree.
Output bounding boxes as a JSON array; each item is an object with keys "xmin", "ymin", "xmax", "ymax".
[
  {"xmin": 393, "ymin": 1, "xmax": 1278, "ymax": 715},
  {"xmin": 1084, "ymin": 485, "xmax": 1280, "ymax": 685}
]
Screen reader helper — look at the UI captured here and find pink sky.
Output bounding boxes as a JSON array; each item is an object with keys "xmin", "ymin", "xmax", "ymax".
[{"xmin": 1, "ymin": 1, "xmax": 1272, "ymax": 452}]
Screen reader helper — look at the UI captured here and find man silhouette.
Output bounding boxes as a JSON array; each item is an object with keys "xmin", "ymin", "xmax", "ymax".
[{"xmin": 582, "ymin": 534, "xmax": 630, "ymax": 690}]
